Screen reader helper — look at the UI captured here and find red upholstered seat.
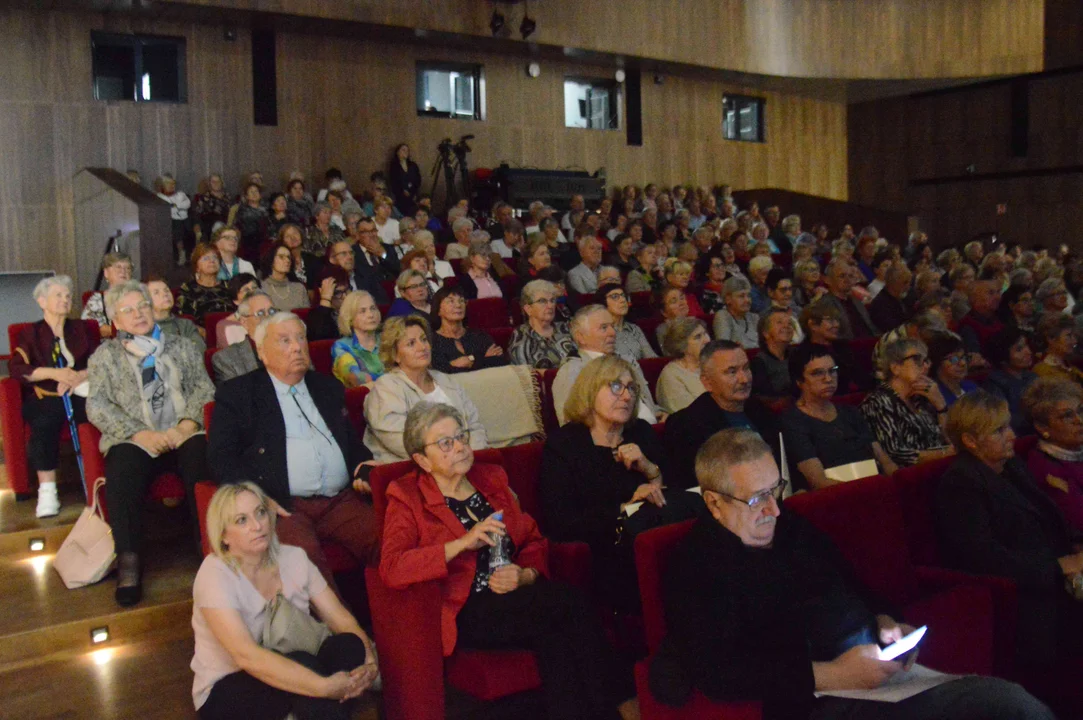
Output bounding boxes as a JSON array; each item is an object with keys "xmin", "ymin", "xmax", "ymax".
[
  {"xmin": 630, "ymin": 291, "xmax": 652, "ymax": 313},
  {"xmin": 293, "ymin": 307, "xmax": 312, "ymax": 324},
  {"xmin": 848, "ymin": 336, "xmax": 879, "ymax": 386},
  {"xmin": 77, "ymin": 423, "xmax": 186, "ymax": 519},
  {"xmin": 466, "ymin": 297, "xmax": 510, "ymax": 328},
  {"xmin": 537, "ymin": 368, "xmax": 560, "ymax": 436},
  {"xmin": 379, "ymin": 280, "xmax": 396, "ymax": 300},
  {"xmin": 499, "ymin": 274, "xmax": 521, "ymax": 301},
  {"xmin": 834, "ymin": 391, "xmax": 866, "ymax": 407},
  {"xmin": 343, "ymin": 386, "xmax": 369, "ymax": 437},
  {"xmin": 488, "ymin": 326, "xmax": 514, "ymax": 351},
  {"xmin": 203, "ymin": 311, "xmax": 231, "ymax": 349},
  {"xmin": 634, "ymin": 521, "xmax": 760, "ymax": 719},
  {"xmin": 203, "ymin": 348, "xmax": 217, "ymax": 381},
  {"xmin": 635, "ymin": 316, "xmax": 665, "ymax": 355},
  {"xmin": 638, "ymin": 357, "xmax": 671, "ymax": 398},
  {"xmin": 308, "ymin": 339, "xmax": 334, "ymax": 375}
]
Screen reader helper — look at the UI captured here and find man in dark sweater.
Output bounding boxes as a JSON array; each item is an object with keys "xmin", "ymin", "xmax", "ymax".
[
  {"xmin": 664, "ymin": 341, "xmax": 777, "ymax": 488},
  {"xmin": 868, "ymin": 263, "xmax": 913, "ymax": 333},
  {"xmin": 651, "ymin": 429, "xmax": 1054, "ymax": 720}
]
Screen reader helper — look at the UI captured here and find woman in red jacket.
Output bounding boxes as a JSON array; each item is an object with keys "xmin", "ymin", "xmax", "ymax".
[{"xmin": 379, "ymin": 403, "xmax": 637, "ymax": 720}]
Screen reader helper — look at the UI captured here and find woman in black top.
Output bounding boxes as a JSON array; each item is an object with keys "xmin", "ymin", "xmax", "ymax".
[
  {"xmin": 388, "ymin": 144, "xmax": 422, "ymax": 217},
  {"xmin": 428, "ymin": 285, "xmax": 507, "ymax": 374}
]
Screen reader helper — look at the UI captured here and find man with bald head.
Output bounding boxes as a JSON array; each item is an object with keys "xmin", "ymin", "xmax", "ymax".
[{"xmin": 208, "ymin": 312, "xmax": 377, "ymax": 586}]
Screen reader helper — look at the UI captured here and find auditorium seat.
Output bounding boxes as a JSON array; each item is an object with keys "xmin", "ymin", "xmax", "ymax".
[
  {"xmin": 78, "ymin": 423, "xmax": 186, "ymax": 517},
  {"xmin": 488, "ymin": 326, "xmax": 514, "ymax": 351},
  {"xmin": 343, "ymin": 386, "xmax": 369, "ymax": 438},
  {"xmin": 203, "ymin": 311, "xmax": 231, "ymax": 349},
  {"xmin": 834, "ymin": 391, "xmax": 866, "ymax": 407},
  {"xmin": 293, "ymin": 307, "xmax": 312, "ymax": 324},
  {"xmin": 848, "ymin": 336, "xmax": 879, "ymax": 384},
  {"xmin": 538, "ymin": 368, "xmax": 560, "ymax": 435},
  {"xmin": 638, "ymin": 357, "xmax": 671, "ymax": 398},
  {"xmin": 634, "ymin": 520, "xmax": 760, "ymax": 720},
  {"xmin": 203, "ymin": 347, "xmax": 216, "ymax": 380},
  {"xmin": 379, "ymin": 279, "xmax": 396, "ymax": 300},
  {"xmin": 499, "ymin": 274, "xmax": 521, "ymax": 301},
  {"xmin": 466, "ymin": 297, "xmax": 510, "ymax": 328},
  {"xmin": 634, "ymin": 316, "xmax": 665, "ymax": 356},
  {"xmin": 629, "ymin": 291, "xmax": 652, "ymax": 313},
  {"xmin": 0, "ymin": 320, "xmax": 100, "ymax": 497},
  {"xmin": 308, "ymin": 339, "xmax": 334, "ymax": 375}
]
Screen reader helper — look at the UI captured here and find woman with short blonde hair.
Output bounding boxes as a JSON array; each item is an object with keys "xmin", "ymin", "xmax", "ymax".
[
  {"xmin": 331, "ymin": 290, "xmax": 384, "ymax": 387},
  {"xmin": 387, "ymin": 268, "xmax": 431, "ymax": 318}
]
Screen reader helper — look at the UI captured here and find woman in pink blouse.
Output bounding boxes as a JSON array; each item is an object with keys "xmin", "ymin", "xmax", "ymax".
[{"xmin": 458, "ymin": 239, "xmax": 503, "ymax": 300}]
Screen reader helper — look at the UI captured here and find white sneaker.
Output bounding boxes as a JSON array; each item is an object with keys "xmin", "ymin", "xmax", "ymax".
[{"xmin": 36, "ymin": 486, "xmax": 60, "ymax": 518}]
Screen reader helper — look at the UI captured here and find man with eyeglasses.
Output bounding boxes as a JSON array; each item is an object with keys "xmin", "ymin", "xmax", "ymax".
[
  {"xmin": 352, "ymin": 217, "xmax": 401, "ymax": 298},
  {"xmin": 209, "ymin": 311, "xmax": 378, "ymax": 589},
  {"xmin": 651, "ymin": 428, "xmax": 1054, "ymax": 720},
  {"xmin": 211, "ymin": 290, "xmax": 274, "ymax": 384},
  {"xmin": 664, "ymin": 340, "xmax": 778, "ymax": 488}
]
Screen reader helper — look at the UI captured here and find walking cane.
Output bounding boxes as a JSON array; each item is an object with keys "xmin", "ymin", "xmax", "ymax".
[{"xmin": 61, "ymin": 390, "xmax": 88, "ymax": 501}]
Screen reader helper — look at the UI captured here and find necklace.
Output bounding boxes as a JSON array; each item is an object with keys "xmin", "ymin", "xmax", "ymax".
[{"xmin": 265, "ymin": 279, "xmax": 291, "ymax": 302}]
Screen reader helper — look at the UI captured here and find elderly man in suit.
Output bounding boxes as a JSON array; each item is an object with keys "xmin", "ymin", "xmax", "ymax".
[
  {"xmin": 208, "ymin": 311, "xmax": 377, "ymax": 586},
  {"xmin": 211, "ymin": 290, "xmax": 271, "ymax": 384}
]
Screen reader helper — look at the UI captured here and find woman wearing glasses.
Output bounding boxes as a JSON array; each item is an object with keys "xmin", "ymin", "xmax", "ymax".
[
  {"xmin": 386, "ymin": 269, "xmax": 432, "ymax": 318},
  {"xmin": 380, "ymin": 403, "xmax": 637, "ymax": 720},
  {"xmin": 929, "ymin": 331, "xmax": 978, "ymax": 409},
  {"xmin": 363, "ymin": 315, "xmax": 487, "ymax": 463},
  {"xmin": 508, "ymin": 280, "xmax": 577, "ymax": 368},
  {"xmin": 86, "ymin": 280, "xmax": 214, "ymax": 606},
  {"xmin": 146, "ymin": 275, "xmax": 205, "ymax": 350},
  {"xmin": 783, "ymin": 343, "xmax": 897, "ymax": 491},
  {"xmin": 860, "ymin": 337, "xmax": 954, "ymax": 468},
  {"xmin": 429, "ymin": 285, "xmax": 506, "ymax": 374},
  {"xmin": 175, "ymin": 244, "xmax": 234, "ymax": 319},
  {"xmin": 595, "ymin": 280, "xmax": 657, "ymax": 362}
]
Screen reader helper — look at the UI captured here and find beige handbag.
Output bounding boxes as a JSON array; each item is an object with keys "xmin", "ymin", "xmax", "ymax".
[
  {"xmin": 54, "ymin": 477, "xmax": 116, "ymax": 589},
  {"xmin": 262, "ymin": 592, "xmax": 331, "ymax": 656}
]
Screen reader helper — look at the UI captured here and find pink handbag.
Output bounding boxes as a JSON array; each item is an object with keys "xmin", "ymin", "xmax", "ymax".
[{"xmin": 54, "ymin": 477, "xmax": 116, "ymax": 589}]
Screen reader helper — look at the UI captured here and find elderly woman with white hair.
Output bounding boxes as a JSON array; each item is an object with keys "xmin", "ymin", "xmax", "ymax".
[
  {"xmin": 713, "ymin": 275, "xmax": 760, "ymax": 349},
  {"xmin": 86, "ymin": 280, "xmax": 215, "ymax": 606},
  {"xmin": 508, "ymin": 280, "xmax": 578, "ymax": 368},
  {"xmin": 458, "ymin": 239, "xmax": 503, "ymax": 300},
  {"xmin": 656, "ymin": 317, "xmax": 709, "ymax": 413},
  {"xmin": 443, "ymin": 217, "xmax": 477, "ymax": 260},
  {"xmin": 330, "ymin": 290, "xmax": 385, "ymax": 388},
  {"xmin": 192, "ymin": 482, "xmax": 378, "ymax": 720},
  {"xmin": 9, "ymin": 275, "xmax": 94, "ymax": 517},
  {"xmin": 411, "ymin": 229, "xmax": 455, "ymax": 281}
]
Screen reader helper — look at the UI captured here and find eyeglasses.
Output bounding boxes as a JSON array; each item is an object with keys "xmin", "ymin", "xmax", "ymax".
[
  {"xmin": 606, "ymin": 292, "xmax": 627, "ymax": 302},
  {"xmin": 425, "ymin": 430, "xmax": 471, "ymax": 454},
  {"xmin": 806, "ymin": 365, "xmax": 839, "ymax": 380},
  {"xmin": 708, "ymin": 479, "xmax": 787, "ymax": 512},
  {"xmin": 530, "ymin": 298, "xmax": 557, "ymax": 306},
  {"xmin": 115, "ymin": 300, "xmax": 151, "ymax": 316},
  {"xmin": 404, "ymin": 283, "xmax": 427, "ymax": 292},
  {"xmin": 608, "ymin": 380, "xmax": 638, "ymax": 398},
  {"xmin": 902, "ymin": 353, "xmax": 930, "ymax": 366},
  {"xmin": 944, "ymin": 354, "xmax": 968, "ymax": 366},
  {"xmin": 1055, "ymin": 407, "xmax": 1083, "ymax": 423},
  {"xmin": 240, "ymin": 307, "xmax": 278, "ymax": 319}
]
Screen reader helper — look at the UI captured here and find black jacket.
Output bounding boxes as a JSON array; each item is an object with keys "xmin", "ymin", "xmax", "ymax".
[
  {"xmin": 868, "ymin": 291, "xmax": 910, "ymax": 334},
  {"xmin": 351, "ymin": 244, "xmax": 400, "ymax": 304},
  {"xmin": 456, "ymin": 270, "xmax": 502, "ymax": 301},
  {"xmin": 305, "ymin": 306, "xmax": 339, "ymax": 342},
  {"xmin": 208, "ymin": 369, "xmax": 372, "ymax": 510},
  {"xmin": 651, "ymin": 514, "xmax": 887, "ymax": 719},
  {"xmin": 663, "ymin": 393, "xmax": 778, "ymax": 489}
]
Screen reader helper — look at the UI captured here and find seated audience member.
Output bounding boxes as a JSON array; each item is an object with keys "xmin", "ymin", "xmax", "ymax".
[
  {"xmin": 750, "ymin": 308, "xmax": 794, "ymax": 400},
  {"xmin": 147, "ymin": 275, "xmax": 205, "ymax": 350},
  {"xmin": 176, "ymin": 243, "xmax": 234, "ymax": 319},
  {"xmin": 304, "ymin": 203, "xmax": 344, "ymax": 255},
  {"xmin": 277, "ymin": 223, "xmax": 323, "ymax": 291},
  {"xmin": 949, "ymin": 264, "xmax": 976, "ymax": 322},
  {"xmin": 353, "ymin": 216, "xmax": 402, "ymax": 287},
  {"xmin": 306, "ymin": 268, "xmax": 350, "ymax": 342},
  {"xmin": 1034, "ymin": 313, "xmax": 1083, "ymax": 386},
  {"xmin": 212, "ymin": 226, "xmax": 254, "ymax": 282},
  {"xmin": 215, "ymin": 273, "xmax": 261, "ymax": 347},
  {"xmin": 799, "ymin": 301, "xmax": 870, "ymax": 392},
  {"xmin": 1024, "ymin": 378, "xmax": 1083, "ymax": 535},
  {"xmin": 212, "ymin": 290, "xmax": 274, "ymax": 384},
  {"xmin": 208, "ymin": 311, "xmax": 378, "ymax": 586},
  {"xmin": 664, "ymin": 340, "xmax": 777, "ymax": 488},
  {"xmin": 10, "ymin": 275, "xmax": 92, "ymax": 518},
  {"xmin": 784, "ymin": 343, "xmax": 897, "ymax": 491},
  {"xmin": 764, "ymin": 268, "xmax": 803, "ymax": 343},
  {"xmin": 597, "ymin": 265, "xmax": 622, "ymax": 288},
  {"xmin": 363, "ymin": 315, "xmax": 487, "ymax": 463},
  {"xmin": 713, "ymin": 276, "xmax": 760, "ymax": 349},
  {"xmin": 457, "ymin": 240, "xmax": 503, "ymax": 300},
  {"xmin": 508, "ymin": 280, "xmax": 577, "ymax": 368},
  {"xmin": 792, "ymin": 258, "xmax": 826, "ymax": 308},
  {"xmin": 520, "ymin": 235, "xmax": 553, "ymax": 279},
  {"xmin": 656, "ymin": 317, "xmax": 710, "ymax": 414},
  {"xmin": 330, "ymin": 290, "xmax": 384, "ymax": 388},
  {"xmin": 379, "ymin": 403, "xmax": 636, "ymax": 720},
  {"xmin": 868, "ymin": 262, "xmax": 913, "ymax": 333},
  {"xmin": 399, "ymin": 249, "xmax": 441, "ymax": 296},
  {"xmin": 491, "ymin": 218, "xmax": 525, "ymax": 260},
  {"xmin": 746, "ymin": 256, "xmax": 773, "ymax": 315},
  {"xmin": 82, "ymin": 251, "xmax": 133, "ymax": 338},
  {"xmin": 552, "ymin": 305, "xmax": 660, "ymax": 426},
  {"xmin": 860, "ymin": 337, "xmax": 954, "ymax": 468},
  {"xmin": 537, "ymin": 265, "xmax": 577, "ymax": 325},
  {"xmin": 234, "ymin": 183, "xmax": 271, "ymax": 259},
  {"xmin": 653, "ymin": 428, "xmax": 1054, "ymax": 720},
  {"xmin": 1035, "ymin": 277, "xmax": 1071, "ymax": 327},
  {"xmin": 653, "ymin": 285, "xmax": 691, "ymax": 350},
  {"xmin": 697, "ymin": 254, "xmax": 728, "ymax": 315},
  {"xmin": 936, "ymin": 390, "xmax": 1083, "ymax": 667},
  {"xmin": 192, "ymin": 482, "xmax": 379, "ymax": 720},
  {"xmin": 260, "ymin": 241, "xmax": 310, "ymax": 311},
  {"xmin": 443, "ymin": 217, "xmax": 475, "ymax": 260},
  {"xmin": 662, "ymin": 259, "xmax": 704, "ymax": 317},
  {"xmin": 567, "ymin": 235, "xmax": 604, "ymax": 295},
  {"xmin": 865, "ymin": 249, "xmax": 894, "ymax": 300},
  {"xmin": 87, "ymin": 281, "xmax": 213, "ymax": 606},
  {"xmin": 983, "ymin": 327, "xmax": 1037, "ymax": 433},
  {"xmin": 928, "ymin": 331, "xmax": 978, "ymax": 408},
  {"xmin": 542, "ymin": 356, "xmax": 693, "ymax": 609},
  {"xmin": 411, "ymin": 229, "xmax": 454, "ymax": 283},
  {"xmin": 386, "ymin": 269, "xmax": 431, "ymax": 318},
  {"xmin": 957, "ymin": 279, "xmax": 1004, "ymax": 367},
  {"xmin": 998, "ymin": 284, "xmax": 1036, "ymax": 333},
  {"xmin": 429, "ymin": 285, "xmax": 507, "ymax": 374},
  {"xmin": 597, "ymin": 280, "xmax": 654, "ymax": 361},
  {"xmin": 819, "ymin": 259, "xmax": 879, "ymax": 340},
  {"xmin": 606, "ymin": 233, "xmax": 637, "ymax": 276},
  {"xmin": 625, "ymin": 242, "xmax": 661, "ymax": 294}
]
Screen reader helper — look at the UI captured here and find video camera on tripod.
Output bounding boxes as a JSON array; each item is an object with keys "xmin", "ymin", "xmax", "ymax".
[{"xmin": 432, "ymin": 135, "xmax": 476, "ymax": 210}]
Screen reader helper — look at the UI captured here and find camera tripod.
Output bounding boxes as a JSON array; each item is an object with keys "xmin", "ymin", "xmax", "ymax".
[{"xmin": 430, "ymin": 135, "xmax": 474, "ymax": 213}]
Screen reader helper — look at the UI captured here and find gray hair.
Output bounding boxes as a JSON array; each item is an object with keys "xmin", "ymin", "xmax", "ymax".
[
  {"xmin": 748, "ymin": 256, "xmax": 773, "ymax": 274},
  {"xmin": 781, "ymin": 214, "xmax": 801, "ymax": 233},
  {"xmin": 102, "ymin": 251, "xmax": 132, "ymax": 271},
  {"xmin": 880, "ymin": 337, "xmax": 927, "ymax": 380},
  {"xmin": 521, "ymin": 279, "xmax": 558, "ymax": 306},
  {"xmin": 343, "ymin": 210, "xmax": 363, "ymax": 225},
  {"xmin": 793, "ymin": 259, "xmax": 820, "ymax": 283},
  {"xmin": 1008, "ymin": 268, "xmax": 1033, "ymax": 288},
  {"xmin": 693, "ymin": 226, "xmax": 714, "ymax": 243},
  {"xmin": 252, "ymin": 311, "xmax": 304, "ymax": 347},
  {"xmin": 237, "ymin": 289, "xmax": 272, "ymax": 315},
  {"xmin": 695, "ymin": 428, "xmax": 773, "ymax": 494},
  {"xmin": 467, "ymin": 239, "xmax": 492, "ymax": 260},
  {"xmin": 661, "ymin": 316, "xmax": 707, "ymax": 358},
  {"xmin": 447, "ymin": 206, "xmax": 466, "ymax": 223},
  {"xmin": 403, "ymin": 403, "xmax": 466, "ymax": 460},
  {"xmin": 723, "ymin": 275, "xmax": 750, "ymax": 297},
  {"xmin": 469, "ymin": 229, "xmax": 491, "ymax": 244},
  {"xmin": 577, "ymin": 235, "xmax": 601, "ymax": 252},
  {"xmin": 529, "ymin": 200, "xmax": 545, "ymax": 214},
  {"xmin": 413, "ymin": 229, "xmax": 435, "ymax": 247},
  {"xmin": 569, "ymin": 304, "xmax": 609, "ymax": 342},
  {"xmin": 452, "ymin": 217, "xmax": 474, "ymax": 235},
  {"xmin": 396, "ymin": 268, "xmax": 426, "ymax": 294},
  {"xmin": 314, "ymin": 201, "xmax": 332, "ymax": 215},
  {"xmin": 398, "ymin": 217, "xmax": 417, "ymax": 233},
  {"xmin": 33, "ymin": 274, "xmax": 74, "ymax": 301},
  {"xmin": 1036, "ymin": 277, "xmax": 1066, "ymax": 302},
  {"xmin": 104, "ymin": 280, "xmax": 150, "ymax": 320}
]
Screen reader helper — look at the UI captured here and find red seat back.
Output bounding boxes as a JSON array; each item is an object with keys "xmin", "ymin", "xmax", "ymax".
[
  {"xmin": 344, "ymin": 386, "xmax": 370, "ymax": 438},
  {"xmin": 466, "ymin": 297, "xmax": 510, "ymax": 328},
  {"xmin": 848, "ymin": 336, "xmax": 879, "ymax": 384},
  {"xmin": 204, "ymin": 348, "xmax": 217, "ymax": 380},
  {"xmin": 309, "ymin": 339, "xmax": 334, "ymax": 375},
  {"xmin": 834, "ymin": 391, "xmax": 867, "ymax": 407},
  {"xmin": 488, "ymin": 326, "xmax": 514, "ymax": 351},
  {"xmin": 634, "ymin": 316, "xmax": 664, "ymax": 355},
  {"xmin": 499, "ymin": 274, "xmax": 521, "ymax": 301},
  {"xmin": 890, "ymin": 455, "xmax": 956, "ymax": 566},
  {"xmin": 380, "ymin": 280, "xmax": 397, "ymax": 300},
  {"xmin": 537, "ymin": 368, "xmax": 560, "ymax": 435},
  {"xmin": 498, "ymin": 442, "xmax": 545, "ymax": 519},
  {"xmin": 638, "ymin": 357, "xmax": 671, "ymax": 398},
  {"xmin": 635, "ymin": 519, "xmax": 696, "ymax": 652},
  {"xmin": 294, "ymin": 307, "xmax": 312, "ymax": 324},
  {"xmin": 203, "ymin": 312, "xmax": 231, "ymax": 349}
]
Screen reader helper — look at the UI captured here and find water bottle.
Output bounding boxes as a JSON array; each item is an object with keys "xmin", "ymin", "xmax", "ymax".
[{"xmin": 488, "ymin": 511, "xmax": 510, "ymax": 571}]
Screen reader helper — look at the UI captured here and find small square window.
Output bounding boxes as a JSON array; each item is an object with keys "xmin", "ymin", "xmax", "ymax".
[
  {"xmin": 564, "ymin": 78, "xmax": 620, "ymax": 130},
  {"xmin": 723, "ymin": 95, "xmax": 765, "ymax": 143},
  {"xmin": 92, "ymin": 32, "xmax": 186, "ymax": 103},
  {"xmin": 417, "ymin": 63, "xmax": 483, "ymax": 120}
]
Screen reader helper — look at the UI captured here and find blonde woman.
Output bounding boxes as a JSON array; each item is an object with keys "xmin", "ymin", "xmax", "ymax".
[
  {"xmin": 192, "ymin": 482, "xmax": 378, "ymax": 719},
  {"xmin": 330, "ymin": 290, "xmax": 384, "ymax": 388}
]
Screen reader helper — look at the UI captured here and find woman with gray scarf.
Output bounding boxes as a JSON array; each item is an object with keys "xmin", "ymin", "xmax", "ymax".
[{"xmin": 87, "ymin": 280, "xmax": 215, "ymax": 607}]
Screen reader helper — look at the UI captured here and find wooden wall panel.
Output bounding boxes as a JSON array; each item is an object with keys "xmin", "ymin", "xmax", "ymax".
[
  {"xmin": 159, "ymin": 0, "xmax": 1045, "ymax": 80},
  {"xmin": 0, "ymin": 6, "xmax": 846, "ymax": 290}
]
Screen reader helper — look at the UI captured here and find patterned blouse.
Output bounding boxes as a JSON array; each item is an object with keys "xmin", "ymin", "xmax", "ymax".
[
  {"xmin": 193, "ymin": 193, "xmax": 230, "ymax": 229},
  {"xmin": 507, "ymin": 323, "xmax": 577, "ymax": 369},
  {"xmin": 614, "ymin": 320, "xmax": 657, "ymax": 362},
  {"xmin": 175, "ymin": 281, "xmax": 234, "ymax": 319},
  {"xmin": 81, "ymin": 291, "xmax": 108, "ymax": 327},
  {"xmin": 304, "ymin": 224, "xmax": 344, "ymax": 255},
  {"xmin": 331, "ymin": 334, "xmax": 384, "ymax": 386},
  {"xmin": 444, "ymin": 491, "xmax": 515, "ymax": 594},
  {"xmin": 860, "ymin": 384, "xmax": 951, "ymax": 467}
]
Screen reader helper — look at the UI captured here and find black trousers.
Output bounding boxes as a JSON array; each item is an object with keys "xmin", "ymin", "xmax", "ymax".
[
  {"xmin": 199, "ymin": 633, "xmax": 368, "ymax": 720},
  {"xmin": 103, "ymin": 434, "xmax": 208, "ymax": 554},
  {"xmin": 456, "ymin": 579, "xmax": 634, "ymax": 720},
  {"xmin": 22, "ymin": 393, "xmax": 84, "ymax": 473}
]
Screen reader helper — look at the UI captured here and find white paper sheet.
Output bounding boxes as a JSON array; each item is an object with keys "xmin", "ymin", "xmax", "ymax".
[{"xmin": 815, "ymin": 664, "xmax": 963, "ymax": 703}]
